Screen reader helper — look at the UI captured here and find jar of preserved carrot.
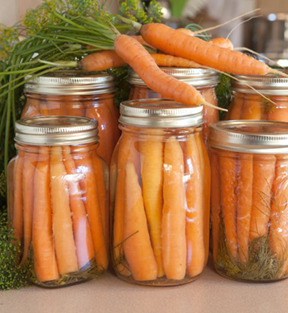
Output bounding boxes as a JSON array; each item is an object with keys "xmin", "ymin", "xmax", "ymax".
[
  {"xmin": 226, "ymin": 74, "xmax": 288, "ymax": 121},
  {"xmin": 7, "ymin": 116, "xmax": 109, "ymax": 288},
  {"xmin": 128, "ymin": 68, "xmax": 219, "ymax": 145},
  {"xmin": 111, "ymin": 99, "xmax": 210, "ymax": 286},
  {"xmin": 209, "ymin": 120, "xmax": 288, "ymax": 282},
  {"xmin": 22, "ymin": 70, "xmax": 120, "ymax": 165}
]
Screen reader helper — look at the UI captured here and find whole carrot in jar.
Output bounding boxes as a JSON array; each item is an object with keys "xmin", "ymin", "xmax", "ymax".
[
  {"xmin": 7, "ymin": 116, "xmax": 109, "ymax": 288},
  {"xmin": 111, "ymin": 99, "xmax": 210, "ymax": 286},
  {"xmin": 22, "ymin": 70, "xmax": 120, "ymax": 166},
  {"xmin": 128, "ymin": 68, "xmax": 219, "ymax": 146},
  {"xmin": 209, "ymin": 120, "xmax": 288, "ymax": 282}
]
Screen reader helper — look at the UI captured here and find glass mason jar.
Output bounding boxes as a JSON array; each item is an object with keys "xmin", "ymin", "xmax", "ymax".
[
  {"xmin": 7, "ymin": 116, "xmax": 109, "ymax": 288},
  {"xmin": 226, "ymin": 74, "xmax": 288, "ymax": 121},
  {"xmin": 111, "ymin": 99, "xmax": 211, "ymax": 286},
  {"xmin": 22, "ymin": 70, "xmax": 120, "ymax": 165},
  {"xmin": 209, "ymin": 120, "xmax": 288, "ymax": 282},
  {"xmin": 128, "ymin": 68, "xmax": 219, "ymax": 145}
]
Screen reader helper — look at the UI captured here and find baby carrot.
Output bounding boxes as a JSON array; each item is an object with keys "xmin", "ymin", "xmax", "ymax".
[
  {"xmin": 236, "ymin": 154, "xmax": 253, "ymax": 263},
  {"xmin": 241, "ymin": 95, "xmax": 263, "ymax": 119},
  {"xmin": 219, "ymin": 150, "xmax": 238, "ymax": 260},
  {"xmin": 250, "ymin": 155, "xmax": 276, "ymax": 241},
  {"xmin": 72, "ymin": 146, "xmax": 108, "ymax": 270},
  {"xmin": 123, "ymin": 163, "xmax": 158, "ymax": 281},
  {"xmin": 227, "ymin": 93, "xmax": 244, "ymax": 120},
  {"xmin": 139, "ymin": 134, "xmax": 164, "ymax": 277},
  {"xmin": 33, "ymin": 147, "xmax": 59, "ymax": 282},
  {"xmin": 162, "ymin": 137, "xmax": 186, "ymax": 280},
  {"xmin": 50, "ymin": 146, "xmax": 78, "ymax": 274},
  {"xmin": 20, "ymin": 149, "xmax": 38, "ymax": 266},
  {"xmin": 62, "ymin": 146, "xmax": 95, "ymax": 269},
  {"xmin": 185, "ymin": 133, "xmax": 205, "ymax": 277}
]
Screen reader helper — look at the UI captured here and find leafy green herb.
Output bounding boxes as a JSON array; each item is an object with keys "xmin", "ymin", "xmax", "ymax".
[{"xmin": 215, "ymin": 74, "xmax": 232, "ymax": 119}]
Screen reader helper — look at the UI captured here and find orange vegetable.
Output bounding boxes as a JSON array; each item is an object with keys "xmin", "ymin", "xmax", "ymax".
[
  {"xmin": 162, "ymin": 138, "xmax": 186, "ymax": 280},
  {"xmin": 123, "ymin": 163, "xmax": 158, "ymax": 281},
  {"xmin": 241, "ymin": 95, "xmax": 263, "ymax": 119},
  {"xmin": 50, "ymin": 146, "xmax": 78, "ymax": 274},
  {"xmin": 209, "ymin": 37, "xmax": 234, "ymax": 50},
  {"xmin": 33, "ymin": 147, "xmax": 59, "ymax": 282},
  {"xmin": 227, "ymin": 93, "xmax": 244, "ymax": 120}
]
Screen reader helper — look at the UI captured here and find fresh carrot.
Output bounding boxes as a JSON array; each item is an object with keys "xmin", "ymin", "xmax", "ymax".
[
  {"xmin": 123, "ymin": 163, "xmax": 158, "ymax": 281},
  {"xmin": 162, "ymin": 137, "xmax": 186, "ymax": 280},
  {"xmin": 209, "ymin": 38, "xmax": 234, "ymax": 50},
  {"xmin": 130, "ymin": 35, "xmax": 154, "ymax": 48},
  {"xmin": 250, "ymin": 155, "xmax": 276, "ymax": 241},
  {"xmin": 236, "ymin": 154, "xmax": 253, "ymax": 263},
  {"xmin": 12, "ymin": 150, "xmax": 24, "ymax": 245},
  {"xmin": 113, "ymin": 133, "xmax": 139, "ymax": 276},
  {"xmin": 195, "ymin": 131, "xmax": 211, "ymax": 264},
  {"xmin": 270, "ymin": 156, "xmax": 288, "ymax": 277},
  {"xmin": 185, "ymin": 133, "xmax": 205, "ymax": 277},
  {"xmin": 114, "ymin": 35, "xmax": 218, "ymax": 109},
  {"xmin": 141, "ymin": 23, "xmax": 276, "ymax": 76},
  {"xmin": 241, "ymin": 95, "xmax": 263, "ymax": 119},
  {"xmin": 227, "ymin": 93, "xmax": 244, "ymax": 120},
  {"xmin": 211, "ymin": 152, "xmax": 221, "ymax": 261},
  {"xmin": 151, "ymin": 54, "xmax": 201, "ymax": 68},
  {"xmin": 20, "ymin": 148, "xmax": 38, "ymax": 266},
  {"xmin": 218, "ymin": 150, "xmax": 238, "ymax": 259},
  {"xmin": 139, "ymin": 134, "xmax": 164, "ymax": 277},
  {"xmin": 62, "ymin": 146, "xmax": 95, "ymax": 269},
  {"xmin": 50, "ymin": 146, "xmax": 78, "ymax": 274},
  {"xmin": 72, "ymin": 146, "xmax": 108, "ymax": 270},
  {"xmin": 33, "ymin": 147, "xmax": 59, "ymax": 282}
]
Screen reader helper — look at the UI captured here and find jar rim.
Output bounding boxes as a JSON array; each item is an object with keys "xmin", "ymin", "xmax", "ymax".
[
  {"xmin": 119, "ymin": 99, "xmax": 203, "ymax": 128},
  {"xmin": 208, "ymin": 120, "xmax": 288, "ymax": 154},
  {"xmin": 15, "ymin": 116, "xmax": 99, "ymax": 146}
]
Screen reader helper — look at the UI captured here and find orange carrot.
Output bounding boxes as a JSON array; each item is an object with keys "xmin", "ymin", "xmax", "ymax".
[
  {"xmin": 12, "ymin": 150, "xmax": 24, "ymax": 245},
  {"xmin": 62, "ymin": 146, "xmax": 95, "ymax": 269},
  {"xmin": 114, "ymin": 35, "xmax": 217, "ymax": 109},
  {"xmin": 72, "ymin": 146, "xmax": 108, "ymax": 270},
  {"xmin": 151, "ymin": 54, "xmax": 201, "ymax": 68},
  {"xmin": 185, "ymin": 133, "xmax": 205, "ymax": 277},
  {"xmin": 211, "ymin": 152, "xmax": 221, "ymax": 261},
  {"xmin": 250, "ymin": 155, "xmax": 276, "ymax": 241},
  {"xmin": 241, "ymin": 95, "xmax": 263, "ymax": 119},
  {"xmin": 209, "ymin": 38, "xmax": 234, "ymax": 50},
  {"xmin": 130, "ymin": 35, "xmax": 154, "ymax": 48},
  {"xmin": 195, "ymin": 131, "xmax": 211, "ymax": 264},
  {"xmin": 20, "ymin": 148, "xmax": 38, "ymax": 266},
  {"xmin": 218, "ymin": 150, "xmax": 238, "ymax": 259},
  {"xmin": 162, "ymin": 138, "xmax": 186, "ymax": 280},
  {"xmin": 123, "ymin": 163, "xmax": 158, "ymax": 281},
  {"xmin": 268, "ymin": 97, "xmax": 288, "ymax": 122},
  {"xmin": 113, "ymin": 133, "xmax": 139, "ymax": 276},
  {"xmin": 63, "ymin": 95, "xmax": 86, "ymax": 117},
  {"xmin": 50, "ymin": 146, "xmax": 78, "ymax": 274},
  {"xmin": 236, "ymin": 154, "xmax": 253, "ymax": 263},
  {"xmin": 33, "ymin": 147, "xmax": 59, "ymax": 282},
  {"xmin": 227, "ymin": 93, "xmax": 244, "ymax": 120},
  {"xmin": 139, "ymin": 134, "xmax": 164, "ymax": 277},
  {"xmin": 141, "ymin": 23, "xmax": 274, "ymax": 76}
]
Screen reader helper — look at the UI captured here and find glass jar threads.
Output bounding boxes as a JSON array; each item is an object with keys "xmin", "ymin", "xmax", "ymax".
[
  {"xmin": 209, "ymin": 120, "xmax": 288, "ymax": 282},
  {"xmin": 22, "ymin": 70, "xmax": 120, "ymax": 165},
  {"xmin": 226, "ymin": 74, "xmax": 288, "ymax": 122},
  {"xmin": 7, "ymin": 116, "xmax": 109, "ymax": 287},
  {"xmin": 111, "ymin": 99, "xmax": 210, "ymax": 286},
  {"xmin": 128, "ymin": 68, "xmax": 219, "ymax": 145}
]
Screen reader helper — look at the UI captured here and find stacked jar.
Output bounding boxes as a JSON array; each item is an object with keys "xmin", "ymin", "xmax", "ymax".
[
  {"xmin": 22, "ymin": 70, "xmax": 120, "ymax": 165},
  {"xmin": 111, "ymin": 99, "xmax": 210, "ymax": 286},
  {"xmin": 226, "ymin": 74, "xmax": 288, "ymax": 122},
  {"xmin": 128, "ymin": 68, "xmax": 219, "ymax": 145},
  {"xmin": 7, "ymin": 117, "xmax": 109, "ymax": 287},
  {"xmin": 209, "ymin": 120, "xmax": 288, "ymax": 282}
]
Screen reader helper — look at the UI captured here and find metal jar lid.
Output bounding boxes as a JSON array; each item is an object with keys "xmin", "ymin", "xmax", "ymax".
[
  {"xmin": 15, "ymin": 116, "xmax": 98, "ymax": 146},
  {"xmin": 209, "ymin": 120, "xmax": 288, "ymax": 154},
  {"xmin": 128, "ymin": 68, "xmax": 219, "ymax": 87},
  {"xmin": 24, "ymin": 70, "xmax": 115, "ymax": 96},
  {"xmin": 232, "ymin": 74, "xmax": 288, "ymax": 95},
  {"xmin": 119, "ymin": 99, "xmax": 203, "ymax": 128}
]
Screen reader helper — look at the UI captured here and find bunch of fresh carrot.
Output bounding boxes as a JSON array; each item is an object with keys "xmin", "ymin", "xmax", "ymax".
[
  {"xmin": 211, "ymin": 149, "xmax": 288, "ymax": 279},
  {"xmin": 9, "ymin": 143, "xmax": 109, "ymax": 285},
  {"xmin": 111, "ymin": 129, "xmax": 210, "ymax": 282}
]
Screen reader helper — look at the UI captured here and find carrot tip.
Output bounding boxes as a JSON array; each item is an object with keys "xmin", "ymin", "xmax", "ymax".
[{"xmin": 203, "ymin": 101, "xmax": 228, "ymax": 112}]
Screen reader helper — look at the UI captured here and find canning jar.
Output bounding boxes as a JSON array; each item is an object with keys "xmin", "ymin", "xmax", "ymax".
[
  {"xmin": 209, "ymin": 120, "xmax": 288, "ymax": 282},
  {"xmin": 22, "ymin": 70, "xmax": 120, "ymax": 165},
  {"xmin": 7, "ymin": 116, "xmax": 109, "ymax": 287},
  {"xmin": 226, "ymin": 74, "xmax": 288, "ymax": 121},
  {"xmin": 111, "ymin": 99, "xmax": 210, "ymax": 286},
  {"xmin": 128, "ymin": 68, "xmax": 219, "ymax": 145}
]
